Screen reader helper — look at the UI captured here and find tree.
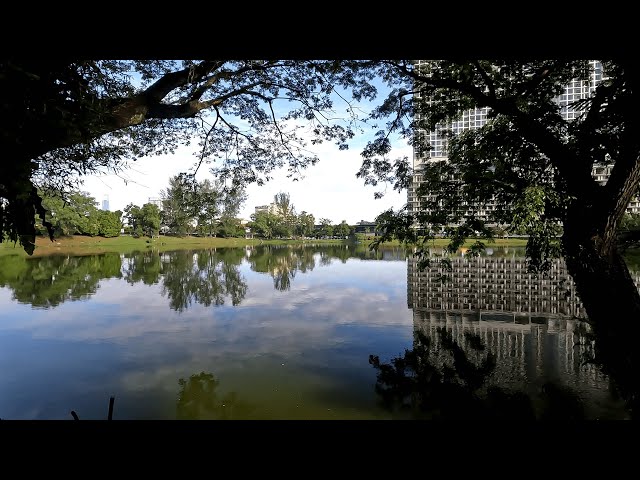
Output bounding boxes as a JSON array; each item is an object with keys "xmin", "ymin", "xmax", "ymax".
[
  {"xmin": 273, "ymin": 192, "xmax": 294, "ymax": 218},
  {"xmin": 271, "ymin": 191, "xmax": 296, "ymax": 238},
  {"xmin": 369, "ymin": 327, "xmax": 588, "ymax": 420},
  {"xmin": 5, "ymin": 58, "xmax": 640, "ymax": 409},
  {"xmin": 193, "ymin": 179, "xmax": 219, "ymax": 237},
  {"xmin": 249, "ymin": 210, "xmax": 278, "ymax": 239},
  {"xmin": 356, "ymin": 60, "xmax": 640, "ymax": 413},
  {"xmin": 216, "ymin": 181, "xmax": 248, "ymax": 237},
  {"xmin": 177, "ymin": 371, "xmax": 252, "ymax": 420},
  {"xmin": 0, "ymin": 253, "xmax": 122, "ymax": 308},
  {"xmin": 140, "ymin": 203, "xmax": 161, "ymax": 238},
  {"xmin": 1, "ymin": 60, "xmax": 375, "ymax": 254},
  {"xmin": 98, "ymin": 210, "xmax": 122, "ymax": 237},
  {"xmin": 335, "ymin": 220, "xmax": 351, "ymax": 238},
  {"xmin": 123, "ymin": 203, "xmax": 143, "ymax": 237},
  {"xmin": 295, "ymin": 211, "xmax": 315, "ymax": 238},
  {"xmin": 161, "ymin": 250, "xmax": 247, "ymax": 310},
  {"xmin": 37, "ymin": 190, "xmax": 101, "ymax": 237},
  {"xmin": 161, "ymin": 174, "xmax": 197, "ymax": 235},
  {"xmin": 319, "ymin": 218, "xmax": 334, "ymax": 238},
  {"xmin": 124, "ymin": 202, "xmax": 160, "ymax": 237}
]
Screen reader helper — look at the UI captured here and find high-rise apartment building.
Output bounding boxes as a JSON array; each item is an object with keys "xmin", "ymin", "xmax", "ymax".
[
  {"xmin": 148, "ymin": 197, "xmax": 163, "ymax": 210},
  {"xmin": 408, "ymin": 61, "xmax": 640, "ymax": 226},
  {"xmin": 101, "ymin": 195, "xmax": 109, "ymax": 211},
  {"xmin": 255, "ymin": 203, "xmax": 278, "ymax": 215}
]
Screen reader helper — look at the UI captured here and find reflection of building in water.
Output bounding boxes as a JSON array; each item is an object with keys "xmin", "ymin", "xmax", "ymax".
[
  {"xmin": 407, "ymin": 254, "xmax": 634, "ymax": 419},
  {"xmin": 408, "ymin": 255, "xmax": 590, "ymax": 318},
  {"xmin": 407, "ymin": 254, "xmax": 640, "ymax": 319},
  {"xmin": 411, "ymin": 309, "xmax": 628, "ymax": 418}
]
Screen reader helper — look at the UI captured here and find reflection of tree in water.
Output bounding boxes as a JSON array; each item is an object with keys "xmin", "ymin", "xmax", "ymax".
[
  {"xmin": 123, "ymin": 251, "xmax": 162, "ymax": 285},
  {"xmin": 176, "ymin": 371, "xmax": 253, "ymax": 420},
  {"xmin": 247, "ymin": 244, "xmax": 406, "ymax": 290},
  {"xmin": 0, "ymin": 253, "xmax": 122, "ymax": 308},
  {"xmin": 248, "ymin": 245, "xmax": 316, "ymax": 291},
  {"xmin": 161, "ymin": 249, "xmax": 248, "ymax": 311},
  {"xmin": 370, "ymin": 328, "xmax": 588, "ymax": 420},
  {"xmin": 0, "ymin": 244, "xmax": 407, "ymax": 308}
]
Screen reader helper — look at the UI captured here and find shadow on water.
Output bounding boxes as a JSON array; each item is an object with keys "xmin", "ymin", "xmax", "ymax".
[
  {"xmin": 369, "ymin": 328, "xmax": 596, "ymax": 421},
  {"xmin": 176, "ymin": 371, "xmax": 254, "ymax": 420}
]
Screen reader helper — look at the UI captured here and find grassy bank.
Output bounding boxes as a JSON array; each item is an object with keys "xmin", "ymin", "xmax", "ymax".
[
  {"xmin": 0, "ymin": 235, "xmax": 343, "ymax": 257},
  {"xmin": 0, "ymin": 234, "xmax": 530, "ymax": 258}
]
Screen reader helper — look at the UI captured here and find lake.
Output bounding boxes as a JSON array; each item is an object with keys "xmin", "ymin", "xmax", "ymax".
[{"xmin": 0, "ymin": 244, "xmax": 631, "ymax": 420}]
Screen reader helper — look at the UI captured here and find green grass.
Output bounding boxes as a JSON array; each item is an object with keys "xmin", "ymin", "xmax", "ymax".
[
  {"xmin": 0, "ymin": 235, "xmax": 350, "ymax": 257},
  {"xmin": 2, "ymin": 234, "xmax": 532, "ymax": 258}
]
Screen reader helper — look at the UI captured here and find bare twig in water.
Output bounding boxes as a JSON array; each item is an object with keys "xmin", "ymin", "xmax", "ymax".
[{"xmin": 69, "ymin": 396, "xmax": 115, "ymax": 420}]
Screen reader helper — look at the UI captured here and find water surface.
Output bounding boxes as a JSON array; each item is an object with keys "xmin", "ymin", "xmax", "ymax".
[{"xmin": 0, "ymin": 244, "xmax": 630, "ymax": 419}]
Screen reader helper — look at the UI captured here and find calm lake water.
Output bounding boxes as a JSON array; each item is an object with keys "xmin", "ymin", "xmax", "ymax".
[{"xmin": 0, "ymin": 244, "xmax": 632, "ymax": 420}]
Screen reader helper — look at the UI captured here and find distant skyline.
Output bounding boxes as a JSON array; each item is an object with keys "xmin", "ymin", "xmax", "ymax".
[{"xmin": 81, "ymin": 137, "xmax": 411, "ymax": 224}]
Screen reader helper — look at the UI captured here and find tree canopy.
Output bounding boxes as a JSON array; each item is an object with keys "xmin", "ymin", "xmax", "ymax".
[
  {"xmin": 1, "ymin": 60, "xmax": 378, "ymax": 253},
  {"xmin": 356, "ymin": 60, "xmax": 640, "ymax": 413}
]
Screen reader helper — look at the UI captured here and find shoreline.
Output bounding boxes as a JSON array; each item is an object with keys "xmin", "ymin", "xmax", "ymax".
[{"xmin": 0, "ymin": 234, "xmax": 531, "ymax": 258}]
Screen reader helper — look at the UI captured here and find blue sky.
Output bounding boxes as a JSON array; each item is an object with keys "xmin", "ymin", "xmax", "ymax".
[{"xmin": 80, "ymin": 70, "xmax": 411, "ymax": 224}]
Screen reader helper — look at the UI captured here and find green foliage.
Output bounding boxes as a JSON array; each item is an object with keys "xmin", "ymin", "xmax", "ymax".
[
  {"xmin": 249, "ymin": 210, "xmax": 279, "ymax": 239},
  {"xmin": 98, "ymin": 210, "xmax": 123, "ymax": 237},
  {"xmin": 620, "ymin": 213, "xmax": 640, "ymax": 232},
  {"xmin": 358, "ymin": 60, "xmax": 640, "ymax": 276},
  {"xmin": 509, "ymin": 186, "xmax": 563, "ymax": 272},
  {"xmin": 161, "ymin": 174, "xmax": 197, "ymax": 235},
  {"xmin": 273, "ymin": 192, "xmax": 294, "ymax": 218},
  {"xmin": 160, "ymin": 249, "xmax": 247, "ymax": 310},
  {"xmin": 124, "ymin": 202, "xmax": 160, "ymax": 238},
  {"xmin": 123, "ymin": 251, "xmax": 163, "ymax": 286},
  {"xmin": 369, "ymin": 328, "xmax": 498, "ymax": 419},
  {"xmin": 318, "ymin": 218, "xmax": 334, "ymax": 238},
  {"xmin": 295, "ymin": 211, "xmax": 315, "ymax": 237},
  {"xmin": 35, "ymin": 190, "xmax": 118, "ymax": 238},
  {"xmin": 193, "ymin": 179, "xmax": 219, "ymax": 237},
  {"xmin": 335, "ymin": 220, "xmax": 351, "ymax": 238},
  {"xmin": 216, "ymin": 217, "xmax": 245, "ymax": 238},
  {"xmin": 140, "ymin": 203, "xmax": 161, "ymax": 237},
  {"xmin": 2, "ymin": 60, "xmax": 379, "ymax": 254},
  {"xmin": 247, "ymin": 245, "xmax": 316, "ymax": 291}
]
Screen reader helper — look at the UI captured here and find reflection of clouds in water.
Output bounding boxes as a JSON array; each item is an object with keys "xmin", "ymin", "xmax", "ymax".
[
  {"xmin": 0, "ymin": 261, "xmax": 412, "ymax": 348},
  {"xmin": 0, "ymin": 287, "xmax": 13, "ymax": 304},
  {"xmin": 119, "ymin": 366, "xmax": 188, "ymax": 394},
  {"xmin": 0, "ymin": 252, "xmax": 414, "ymax": 408}
]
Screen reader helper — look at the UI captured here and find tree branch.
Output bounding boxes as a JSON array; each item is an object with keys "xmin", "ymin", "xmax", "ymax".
[
  {"xmin": 142, "ymin": 61, "xmax": 223, "ymax": 103},
  {"xmin": 385, "ymin": 60, "xmax": 592, "ymax": 198}
]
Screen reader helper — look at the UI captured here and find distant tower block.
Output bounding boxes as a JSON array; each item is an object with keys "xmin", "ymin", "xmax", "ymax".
[
  {"xmin": 102, "ymin": 195, "xmax": 110, "ymax": 211},
  {"xmin": 148, "ymin": 197, "xmax": 163, "ymax": 209}
]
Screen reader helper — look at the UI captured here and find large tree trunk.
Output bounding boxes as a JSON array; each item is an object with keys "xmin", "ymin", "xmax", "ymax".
[{"xmin": 563, "ymin": 210, "xmax": 640, "ymax": 417}]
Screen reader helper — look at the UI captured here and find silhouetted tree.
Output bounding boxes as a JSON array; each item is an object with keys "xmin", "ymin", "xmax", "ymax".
[
  {"xmin": 370, "ymin": 328, "xmax": 587, "ymax": 420},
  {"xmin": 1, "ymin": 60, "xmax": 374, "ymax": 254},
  {"xmin": 358, "ymin": 60, "xmax": 640, "ymax": 413}
]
